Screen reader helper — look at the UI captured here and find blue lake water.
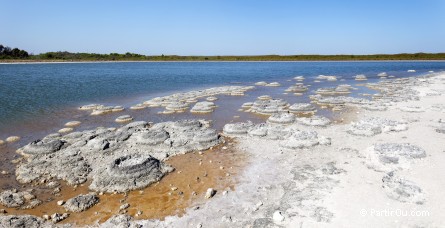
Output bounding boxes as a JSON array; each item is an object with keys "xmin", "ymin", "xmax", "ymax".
[{"xmin": 0, "ymin": 61, "xmax": 444, "ymax": 139}]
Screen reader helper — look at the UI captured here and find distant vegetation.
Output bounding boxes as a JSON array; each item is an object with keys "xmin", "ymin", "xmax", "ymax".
[
  {"xmin": 0, "ymin": 44, "xmax": 29, "ymax": 59},
  {"xmin": 1, "ymin": 44, "xmax": 444, "ymax": 61}
]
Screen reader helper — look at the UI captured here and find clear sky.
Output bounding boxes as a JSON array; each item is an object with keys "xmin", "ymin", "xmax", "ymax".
[{"xmin": 1, "ymin": 0, "xmax": 445, "ymax": 55}]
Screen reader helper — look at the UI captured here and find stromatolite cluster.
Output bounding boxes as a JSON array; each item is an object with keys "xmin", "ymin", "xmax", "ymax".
[
  {"xmin": 223, "ymin": 121, "xmax": 330, "ymax": 149},
  {"xmin": 79, "ymin": 104, "xmax": 124, "ymax": 116},
  {"xmin": 144, "ymin": 86, "xmax": 254, "ymax": 113},
  {"xmin": 190, "ymin": 101, "xmax": 217, "ymax": 113},
  {"xmin": 288, "ymin": 103, "xmax": 317, "ymax": 114},
  {"xmin": 347, "ymin": 117, "xmax": 408, "ymax": 136},
  {"xmin": 63, "ymin": 193, "xmax": 99, "ymax": 212},
  {"xmin": 382, "ymin": 172, "xmax": 425, "ymax": 204},
  {"xmin": 90, "ymin": 154, "xmax": 173, "ymax": 192},
  {"xmin": 365, "ymin": 143, "xmax": 426, "ymax": 172},
  {"xmin": 241, "ymin": 98, "xmax": 289, "ymax": 115},
  {"xmin": 0, "ymin": 189, "xmax": 41, "ymax": 209},
  {"xmin": 15, "ymin": 119, "xmax": 222, "ymax": 192}
]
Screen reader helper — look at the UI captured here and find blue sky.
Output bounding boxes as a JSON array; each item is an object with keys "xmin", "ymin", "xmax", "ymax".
[{"xmin": 1, "ymin": 0, "xmax": 445, "ymax": 55}]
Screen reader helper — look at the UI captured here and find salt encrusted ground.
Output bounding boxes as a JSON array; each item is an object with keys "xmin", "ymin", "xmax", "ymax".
[{"xmin": 115, "ymin": 73, "xmax": 445, "ymax": 228}]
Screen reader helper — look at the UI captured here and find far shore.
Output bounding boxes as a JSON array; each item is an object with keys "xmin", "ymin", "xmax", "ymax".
[{"xmin": 1, "ymin": 59, "xmax": 445, "ymax": 64}]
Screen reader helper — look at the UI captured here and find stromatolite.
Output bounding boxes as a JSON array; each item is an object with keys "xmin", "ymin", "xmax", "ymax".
[{"xmin": 90, "ymin": 154, "xmax": 173, "ymax": 193}]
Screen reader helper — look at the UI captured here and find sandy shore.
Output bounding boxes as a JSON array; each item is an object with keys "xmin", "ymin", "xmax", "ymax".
[
  {"xmin": 1, "ymin": 72, "xmax": 444, "ymax": 227},
  {"xmin": 113, "ymin": 73, "xmax": 445, "ymax": 227}
]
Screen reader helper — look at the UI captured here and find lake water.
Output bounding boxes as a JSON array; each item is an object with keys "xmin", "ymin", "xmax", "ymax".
[{"xmin": 0, "ymin": 61, "xmax": 444, "ymax": 141}]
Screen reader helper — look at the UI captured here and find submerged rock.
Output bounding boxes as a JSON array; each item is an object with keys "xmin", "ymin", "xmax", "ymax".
[
  {"xmin": 355, "ymin": 74, "xmax": 367, "ymax": 81},
  {"xmin": 65, "ymin": 121, "xmax": 81, "ymax": 127},
  {"xmin": 265, "ymin": 82, "xmax": 281, "ymax": 87},
  {"xmin": 255, "ymin": 81, "xmax": 268, "ymax": 86},
  {"xmin": 143, "ymin": 86, "xmax": 254, "ymax": 112},
  {"xmin": 6, "ymin": 136, "xmax": 20, "ymax": 143},
  {"xmin": 285, "ymin": 84, "xmax": 308, "ymax": 93},
  {"xmin": 115, "ymin": 115, "xmax": 133, "ymax": 123},
  {"xmin": 378, "ymin": 72, "xmax": 388, "ymax": 77}
]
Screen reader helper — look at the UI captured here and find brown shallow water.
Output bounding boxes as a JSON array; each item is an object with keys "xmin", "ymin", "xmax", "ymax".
[{"xmin": 0, "ymin": 138, "xmax": 246, "ymax": 226}]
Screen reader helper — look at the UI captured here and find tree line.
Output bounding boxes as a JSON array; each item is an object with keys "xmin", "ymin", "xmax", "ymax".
[
  {"xmin": 0, "ymin": 44, "xmax": 29, "ymax": 59},
  {"xmin": 1, "ymin": 44, "xmax": 445, "ymax": 61}
]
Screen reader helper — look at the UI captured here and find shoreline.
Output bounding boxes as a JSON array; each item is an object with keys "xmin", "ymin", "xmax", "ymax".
[
  {"xmin": 2, "ymin": 60, "xmax": 445, "ymax": 64},
  {"xmin": 1, "ymin": 70, "xmax": 445, "ymax": 227}
]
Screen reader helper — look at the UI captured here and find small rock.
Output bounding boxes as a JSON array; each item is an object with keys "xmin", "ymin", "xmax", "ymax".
[
  {"xmin": 43, "ymin": 214, "xmax": 50, "ymax": 220},
  {"xmin": 120, "ymin": 203, "xmax": 130, "ymax": 210},
  {"xmin": 57, "ymin": 200, "xmax": 64, "ymax": 206},
  {"xmin": 52, "ymin": 188, "xmax": 61, "ymax": 194},
  {"xmin": 6, "ymin": 136, "xmax": 20, "ymax": 143},
  {"xmin": 46, "ymin": 181, "xmax": 59, "ymax": 188},
  {"xmin": 253, "ymin": 201, "xmax": 263, "ymax": 211},
  {"xmin": 51, "ymin": 213, "xmax": 69, "ymax": 223},
  {"xmin": 273, "ymin": 211, "xmax": 285, "ymax": 223},
  {"xmin": 205, "ymin": 188, "xmax": 216, "ymax": 199}
]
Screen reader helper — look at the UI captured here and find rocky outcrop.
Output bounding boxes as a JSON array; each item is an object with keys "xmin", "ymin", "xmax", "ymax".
[
  {"xmin": 382, "ymin": 172, "xmax": 425, "ymax": 204},
  {"xmin": 16, "ymin": 119, "xmax": 222, "ymax": 192},
  {"xmin": 0, "ymin": 215, "xmax": 52, "ymax": 228},
  {"xmin": 347, "ymin": 117, "xmax": 408, "ymax": 136},
  {"xmin": 223, "ymin": 122, "xmax": 330, "ymax": 150},
  {"xmin": 64, "ymin": 193, "xmax": 99, "ymax": 212},
  {"xmin": 0, "ymin": 190, "xmax": 41, "ymax": 209}
]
